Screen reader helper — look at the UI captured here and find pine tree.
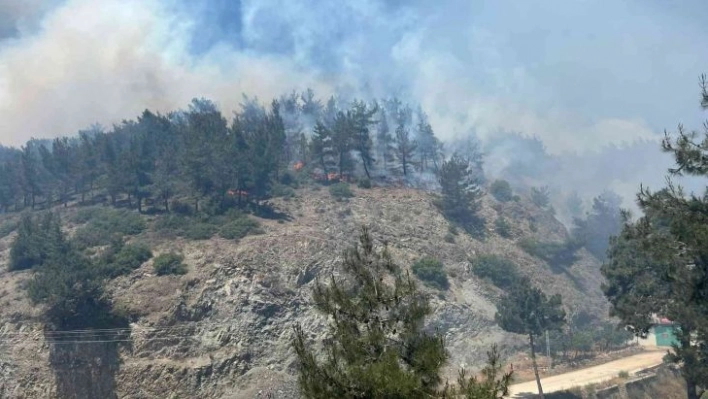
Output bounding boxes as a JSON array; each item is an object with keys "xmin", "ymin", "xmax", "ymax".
[
  {"xmin": 455, "ymin": 135, "xmax": 485, "ymax": 184},
  {"xmin": 182, "ymin": 98, "xmax": 228, "ymax": 209},
  {"xmin": 415, "ymin": 110, "xmax": 441, "ymax": 172},
  {"xmin": 565, "ymin": 191, "xmax": 584, "ymax": 219},
  {"xmin": 392, "ymin": 122, "xmax": 417, "ymax": 177},
  {"xmin": 437, "ymin": 152, "xmax": 484, "ymax": 235},
  {"xmin": 9, "ymin": 212, "xmax": 70, "ymax": 271},
  {"xmin": 600, "ymin": 74, "xmax": 708, "ymax": 399},
  {"xmin": 448, "ymin": 345, "xmax": 513, "ymax": 399},
  {"xmin": 100, "ymin": 134, "xmax": 125, "ymax": 206},
  {"xmin": 38, "ymin": 144, "xmax": 57, "ymax": 207},
  {"xmin": 376, "ymin": 109, "xmax": 393, "ymax": 174},
  {"xmin": 495, "ymin": 278, "xmax": 566, "ymax": 399},
  {"xmin": 50, "ymin": 137, "xmax": 74, "ymax": 207},
  {"xmin": 122, "ymin": 123, "xmax": 154, "ymax": 213},
  {"xmin": 301, "ymin": 88, "xmax": 323, "ymax": 120},
  {"xmin": 311, "ymin": 121, "xmax": 336, "ymax": 176},
  {"xmin": 0, "ymin": 161, "xmax": 18, "ymax": 212},
  {"xmin": 241, "ymin": 100, "xmax": 286, "ymax": 200},
  {"xmin": 331, "ymin": 111, "xmax": 354, "ymax": 178},
  {"xmin": 293, "ymin": 226, "xmax": 448, "ymax": 398},
  {"xmin": 350, "ymin": 100, "xmax": 378, "ymax": 180},
  {"xmin": 20, "ymin": 142, "xmax": 41, "ymax": 210},
  {"xmin": 571, "ymin": 190, "xmax": 622, "ymax": 260},
  {"xmin": 77, "ymin": 128, "xmax": 101, "ymax": 203}
]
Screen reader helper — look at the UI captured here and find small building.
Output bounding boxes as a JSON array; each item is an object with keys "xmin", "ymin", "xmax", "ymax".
[{"xmin": 651, "ymin": 317, "xmax": 679, "ymax": 347}]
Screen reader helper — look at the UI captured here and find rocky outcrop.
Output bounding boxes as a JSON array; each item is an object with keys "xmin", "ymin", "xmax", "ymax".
[{"xmin": 0, "ymin": 187, "xmax": 608, "ymax": 398}]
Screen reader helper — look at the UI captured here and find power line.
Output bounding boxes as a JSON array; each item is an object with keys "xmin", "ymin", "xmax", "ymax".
[{"xmin": 0, "ymin": 321, "xmax": 243, "ymax": 345}]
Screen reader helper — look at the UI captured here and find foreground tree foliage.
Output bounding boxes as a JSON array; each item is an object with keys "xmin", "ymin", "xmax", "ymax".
[
  {"xmin": 293, "ymin": 226, "xmax": 513, "ymax": 398},
  {"xmin": 293, "ymin": 226, "xmax": 448, "ymax": 398},
  {"xmin": 602, "ymin": 75, "xmax": 708, "ymax": 399},
  {"xmin": 451, "ymin": 345, "xmax": 513, "ymax": 399},
  {"xmin": 495, "ymin": 278, "xmax": 566, "ymax": 399}
]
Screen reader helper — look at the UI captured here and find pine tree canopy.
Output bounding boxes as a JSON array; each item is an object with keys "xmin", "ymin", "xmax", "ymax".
[
  {"xmin": 293, "ymin": 226, "xmax": 515, "ymax": 399},
  {"xmin": 293, "ymin": 226, "xmax": 448, "ymax": 398}
]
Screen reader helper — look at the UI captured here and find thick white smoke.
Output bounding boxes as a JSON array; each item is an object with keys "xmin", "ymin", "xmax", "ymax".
[
  {"xmin": 0, "ymin": 0, "xmax": 334, "ymax": 146},
  {"xmin": 0, "ymin": 0, "xmax": 706, "ymax": 207}
]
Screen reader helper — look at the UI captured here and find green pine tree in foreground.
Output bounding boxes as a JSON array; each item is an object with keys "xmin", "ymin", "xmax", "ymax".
[
  {"xmin": 602, "ymin": 74, "xmax": 708, "ymax": 399},
  {"xmin": 293, "ymin": 226, "xmax": 513, "ymax": 398}
]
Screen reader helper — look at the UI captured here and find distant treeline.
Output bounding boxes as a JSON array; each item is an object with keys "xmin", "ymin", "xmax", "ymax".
[{"xmin": 0, "ymin": 90, "xmax": 452, "ymax": 213}]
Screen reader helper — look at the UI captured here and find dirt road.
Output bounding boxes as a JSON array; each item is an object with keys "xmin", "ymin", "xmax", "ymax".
[{"xmin": 509, "ymin": 350, "xmax": 666, "ymax": 398}]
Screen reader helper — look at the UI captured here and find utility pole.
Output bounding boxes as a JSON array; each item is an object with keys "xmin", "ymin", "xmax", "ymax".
[{"xmin": 546, "ymin": 330, "xmax": 552, "ymax": 369}]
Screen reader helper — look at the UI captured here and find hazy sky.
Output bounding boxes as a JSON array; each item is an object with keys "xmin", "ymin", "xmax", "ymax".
[{"xmin": 0, "ymin": 0, "xmax": 706, "ymax": 157}]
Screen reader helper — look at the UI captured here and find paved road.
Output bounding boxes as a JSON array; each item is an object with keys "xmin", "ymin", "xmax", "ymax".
[{"xmin": 509, "ymin": 350, "xmax": 666, "ymax": 398}]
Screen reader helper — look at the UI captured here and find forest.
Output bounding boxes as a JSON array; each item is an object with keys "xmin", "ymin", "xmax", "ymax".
[{"xmin": 0, "ymin": 91, "xmax": 452, "ymax": 215}]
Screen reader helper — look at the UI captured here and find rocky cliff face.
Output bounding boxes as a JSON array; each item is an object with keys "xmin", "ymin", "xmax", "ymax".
[{"xmin": 0, "ymin": 187, "xmax": 608, "ymax": 398}]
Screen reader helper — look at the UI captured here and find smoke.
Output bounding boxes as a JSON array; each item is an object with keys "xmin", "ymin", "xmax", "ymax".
[
  {"xmin": 0, "ymin": 0, "xmax": 706, "ymax": 205},
  {"xmin": 0, "ymin": 0, "xmax": 335, "ymax": 146}
]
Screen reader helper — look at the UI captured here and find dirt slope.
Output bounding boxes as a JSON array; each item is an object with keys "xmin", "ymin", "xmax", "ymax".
[{"xmin": 0, "ymin": 186, "xmax": 608, "ymax": 398}]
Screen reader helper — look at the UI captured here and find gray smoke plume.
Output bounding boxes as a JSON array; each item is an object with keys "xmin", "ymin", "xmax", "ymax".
[{"xmin": 1, "ymin": 0, "xmax": 707, "ymax": 207}]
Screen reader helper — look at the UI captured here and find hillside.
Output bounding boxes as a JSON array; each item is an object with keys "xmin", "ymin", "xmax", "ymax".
[{"xmin": 0, "ymin": 185, "xmax": 609, "ymax": 398}]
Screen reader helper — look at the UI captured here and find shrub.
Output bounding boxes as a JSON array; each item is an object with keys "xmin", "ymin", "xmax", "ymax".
[
  {"xmin": 10, "ymin": 213, "xmax": 68, "ymax": 271},
  {"xmin": 154, "ymin": 214, "xmax": 191, "ymax": 236},
  {"xmin": 495, "ymin": 217, "xmax": 512, "ymax": 238},
  {"xmin": 448, "ymin": 225, "xmax": 458, "ymax": 235},
  {"xmin": 219, "ymin": 216, "xmax": 263, "ymax": 240},
  {"xmin": 411, "ymin": 257, "xmax": 449, "ymax": 290},
  {"xmin": 182, "ymin": 223, "xmax": 218, "ymax": 240},
  {"xmin": 444, "ymin": 233, "xmax": 455, "ymax": 243},
  {"xmin": 519, "ymin": 238, "xmax": 581, "ymax": 270},
  {"xmin": 271, "ymin": 183, "xmax": 296, "ymax": 198},
  {"xmin": 0, "ymin": 219, "xmax": 17, "ymax": 239},
  {"xmin": 280, "ymin": 171, "xmax": 299, "ymax": 188},
  {"xmin": 73, "ymin": 208, "xmax": 146, "ymax": 249},
  {"xmin": 490, "ymin": 180, "xmax": 513, "ymax": 202},
  {"xmin": 471, "ymin": 255, "xmax": 520, "ymax": 289},
  {"xmin": 357, "ymin": 178, "xmax": 372, "ymax": 189},
  {"xmin": 153, "ymin": 252, "xmax": 187, "ymax": 276},
  {"xmin": 171, "ymin": 200, "xmax": 195, "ymax": 216},
  {"xmin": 102, "ymin": 243, "xmax": 152, "ymax": 278},
  {"xmin": 618, "ymin": 370, "xmax": 630, "ymax": 379},
  {"xmin": 529, "ymin": 219, "xmax": 538, "ymax": 232},
  {"xmin": 72, "ymin": 206, "xmax": 106, "ymax": 224},
  {"xmin": 329, "ymin": 183, "xmax": 354, "ymax": 200}
]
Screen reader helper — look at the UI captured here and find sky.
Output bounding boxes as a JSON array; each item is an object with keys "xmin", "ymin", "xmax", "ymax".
[{"xmin": 0, "ymin": 0, "xmax": 707, "ymax": 206}]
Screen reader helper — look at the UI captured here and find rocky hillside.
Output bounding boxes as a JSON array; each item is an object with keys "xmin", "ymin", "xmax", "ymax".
[{"xmin": 0, "ymin": 186, "xmax": 608, "ymax": 398}]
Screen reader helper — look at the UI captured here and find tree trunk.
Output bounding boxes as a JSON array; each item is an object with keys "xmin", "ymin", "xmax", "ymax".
[
  {"xmin": 686, "ymin": 380, "xmax": 699, "ymax": 399},
  {"xmin": 339, "ymin": 152, "xmax": 344, "ymax": 178},
  {"xmin": 362, "ymin": 156, "xmax": 371, "ymax": 179},
  {"xmin": 529, "ymin": 333, "xmax": 545, "ymax": 399}
]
